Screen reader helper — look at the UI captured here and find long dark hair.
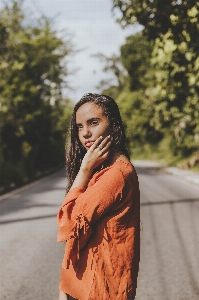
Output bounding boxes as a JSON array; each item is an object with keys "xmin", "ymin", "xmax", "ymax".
[{"xmin": 66, "ymin": 93, "xmax": 130, "ymax": 192}]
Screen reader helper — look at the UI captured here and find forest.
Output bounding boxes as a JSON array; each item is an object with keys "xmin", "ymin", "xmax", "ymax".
[
  {"xmin": 0, "ymin": 0, "xmax": 199, "ymax": 193},
  {"xmin": 0, "ymin": 1, "xmax": 74, "ymax": 192},
  {"xmin": 101, "ymin": 0, "xmax": 199, "ymax": 168}
]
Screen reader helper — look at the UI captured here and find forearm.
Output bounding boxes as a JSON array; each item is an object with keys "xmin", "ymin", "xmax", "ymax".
[
  {"xmin": 58, "ymin": 290, "xmax": 68, "ymax": 300},
  {"xmin": 70, "ymin": 166, "xmax": 92, "ymax": 191},
  {"xmin": 69, "ymin": 135, "xmax": 112, "ymax": 191}
]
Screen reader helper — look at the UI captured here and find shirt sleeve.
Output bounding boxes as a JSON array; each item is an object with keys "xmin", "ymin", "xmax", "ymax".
[{"xmin": 57, "ymin": 166, "xmax": 126, "ymax": 268}]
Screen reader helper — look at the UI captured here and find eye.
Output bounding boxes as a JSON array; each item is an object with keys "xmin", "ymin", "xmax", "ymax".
[
  {"xmin": 90, "ymin": 119, "xmax": 99, "ymax": 125},
  {"xmin": 76, "ymin": 124, "xmax": 82, "ymax": 130}
]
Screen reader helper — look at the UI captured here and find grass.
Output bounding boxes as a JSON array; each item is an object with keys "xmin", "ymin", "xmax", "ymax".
[{"xmin": 130, "ymin": 137, "xmax": 199, "ymax": 172}]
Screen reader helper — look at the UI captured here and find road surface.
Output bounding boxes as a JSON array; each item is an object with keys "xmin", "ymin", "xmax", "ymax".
[
  {"xmin": 0, "ymin": 170, "xmax": 66, "ymax": 300},
  {"xmin": 136, "ymin": 167, "xmax": 199, "ymax": 300},
  {"xmin": 0, "ymin": 167, "xmax": 199, "ymax": 299}
]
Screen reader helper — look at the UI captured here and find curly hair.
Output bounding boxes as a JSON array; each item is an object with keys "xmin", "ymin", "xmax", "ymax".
[{"xmin": 66, "ymin": 93, "xmax": 130, "ymax": 192}]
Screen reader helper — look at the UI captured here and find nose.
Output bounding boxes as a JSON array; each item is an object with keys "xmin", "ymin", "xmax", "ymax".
[{"xmin": 82, "ymin": 126, "xmax": 91, "ymax": 138}]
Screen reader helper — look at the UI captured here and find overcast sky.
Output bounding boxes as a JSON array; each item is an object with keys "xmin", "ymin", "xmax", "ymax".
[{"xmin": 4, "ymin": 0, "xmax": 143, "ymax": 101}]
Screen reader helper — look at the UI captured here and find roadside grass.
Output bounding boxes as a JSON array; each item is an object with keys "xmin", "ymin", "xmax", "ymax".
[{"xmin": 130, "ymin": 138, "xmax": 199, "ymax": 172}]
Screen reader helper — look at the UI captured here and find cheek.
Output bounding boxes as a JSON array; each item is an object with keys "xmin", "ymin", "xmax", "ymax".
[
  {"xmin": 101, "ymin": 125, "xmax": 112, "ymax": 137},
  {"xmin": 105, "ymin": 122, "xmax": 112, "ymax": 134}
]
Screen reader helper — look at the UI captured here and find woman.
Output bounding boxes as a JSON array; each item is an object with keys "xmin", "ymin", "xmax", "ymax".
[{"xmin": 57, "ymin": 93, "xmax": 140, "ymax": 300}]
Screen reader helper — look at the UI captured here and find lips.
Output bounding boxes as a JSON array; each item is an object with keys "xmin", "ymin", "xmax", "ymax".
[{"xmin": 85, "ymin": 140, "xmax": 94, "ymax": 147}]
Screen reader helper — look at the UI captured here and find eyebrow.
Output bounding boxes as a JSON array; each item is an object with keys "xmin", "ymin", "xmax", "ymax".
[{"xmin": 76, "ymin": 117, "xmax": 101, "ymax": 125}]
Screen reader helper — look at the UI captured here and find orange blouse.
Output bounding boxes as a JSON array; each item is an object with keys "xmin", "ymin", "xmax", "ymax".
[{"xmin": 57, "ymin": 160, "xmax": 140, "ymax": 300}]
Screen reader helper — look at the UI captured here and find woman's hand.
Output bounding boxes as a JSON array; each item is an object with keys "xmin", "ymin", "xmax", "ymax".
[
  {"xmin": 58, "ymin": 290, "xmax": 68, "ymax": 300},
  {"xmin": 81, "ymin": 135, "xmax": 113, "ymax": 172},
  {"xmin": 69, "ymin": 135, "xmax": 112, "ymax": 191}
]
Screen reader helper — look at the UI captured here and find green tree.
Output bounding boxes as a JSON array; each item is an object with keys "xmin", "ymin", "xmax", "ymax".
[
  {"xmin": 92, "ymin": 53, "xmax": 126, "ymax": 99},
  {"xmin": 120, "ymin": 34, "xmax": 163, "ymax": 151},
  {"xmin": 0, "ymin": 1, "xmax": 74, "ymax": 189},
  {"xmin": 112, "ymin": 0, "xmax": 199, "ymax": 160},
  {"xmin": 112, "ymin": 0, "xmax": 199, "ymax": 40},
  {"xmin": 120, "ymin": 33, "xmax": 153, "ymax": 91},
  {"xmin": 95, "ymin": 34, "xmax": 162, "ymax": 157}
]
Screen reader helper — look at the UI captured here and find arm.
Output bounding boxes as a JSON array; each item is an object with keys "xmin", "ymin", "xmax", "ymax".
[
  {"xmin": 58, "ymin": 290, "xmax": 68, "ymax": 300},
  {"xmin": 69, "ymin": 135, "xmax": 112, "ymax": 191},
  {"xmin": 57, "ymin": 165, "xmax": 126, "ymax": 270},
  {"xmin": 57, "ymin": 135, "xmax": 126, "ymax": 268},
  {"xmin": 57, "ymin": 165, "xmax": 126, "ymax": 241},
  {"xmin": 57, "ymin": 164, "xmax": 126, "ymax": 267}
]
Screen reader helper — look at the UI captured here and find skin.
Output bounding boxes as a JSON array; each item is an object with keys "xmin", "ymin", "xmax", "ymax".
[
  {"xmin": 58, "ymin": 290, "xmax": 68, "ymax": 300},
  {"xmin": 58, "ymin": 102, "xmax": 129, "ymax": 299},
  {"xmin": 70, "ymin": 102, "xmax": 114, "ymax": 190},
  {"xmin": 76, "ymin": 102, "xmax": 112, "ymax": 151}
]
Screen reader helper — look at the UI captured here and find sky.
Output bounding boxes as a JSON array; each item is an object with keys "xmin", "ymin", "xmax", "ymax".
[{"xmin": 3, "ymin": 0, "xmax": 143, "ymax": 101}]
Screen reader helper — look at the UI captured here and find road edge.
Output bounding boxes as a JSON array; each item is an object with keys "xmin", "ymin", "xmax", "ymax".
[
  {"xmin": 0, "ymin": 168, "xmax": 65, "ymax": 202},
  {"xmin": 132, "ymin": 160, "xmax": 199, "ymax": 186}
]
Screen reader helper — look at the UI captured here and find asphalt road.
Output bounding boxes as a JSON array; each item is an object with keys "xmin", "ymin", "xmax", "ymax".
[
  {"xmin": 0, "ymin": 167, "xmax": 199, "ymax": 300},
  {"xmin": 136, "ymin": 167, "xmax": 199, "ymax": 300},
  {"xmin": 0, "ymin": 169, "xmax": 66, "ymax": 300}
]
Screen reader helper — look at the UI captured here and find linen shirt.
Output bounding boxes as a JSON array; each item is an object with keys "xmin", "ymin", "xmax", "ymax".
[{"xmin": 57, "ymin": 160, "xmax": 140, "ymax": 300}]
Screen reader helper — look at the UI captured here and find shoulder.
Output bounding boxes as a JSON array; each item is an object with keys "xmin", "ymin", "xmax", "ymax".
[
  {"xmin": 115, "ymin": 161, "xmax": 139, "ymax": 187},
  {"xmin": 114, "ymin": 160, "xmax": 136, "ymax": 176},
  {"xmin": 91, "ymin": 160, "xmax": 136, "ymax": 185},
  {"xmin": 109, "ymin": 152, "xmax": 137, "ymax": 178}
]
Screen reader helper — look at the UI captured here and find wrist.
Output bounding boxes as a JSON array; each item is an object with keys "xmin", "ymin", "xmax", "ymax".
[
  {"xmin": 80, "ymin": 165, "xmax": 93, "ymax": 176},
  {"xmin": 70, "ymin": 166, "xmax": 92, "ymax": 191}
]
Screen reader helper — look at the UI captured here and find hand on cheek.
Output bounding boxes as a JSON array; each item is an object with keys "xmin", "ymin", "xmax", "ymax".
[{"xmin": 81, "ymin": 135, "xmax": 113, "ymax": 171}]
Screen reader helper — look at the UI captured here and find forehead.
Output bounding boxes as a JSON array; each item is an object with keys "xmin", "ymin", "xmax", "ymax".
[{"xmin": 76, "ymin": 102, "xmax": 105, "ymax": 122}]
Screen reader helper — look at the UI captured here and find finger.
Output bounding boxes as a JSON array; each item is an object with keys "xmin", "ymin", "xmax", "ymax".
[
  {"xmin": 92, "ymin": 135, "xmax": 112, "ymax": 152},
  {"xmin": 100, "ymin": 148, "xmax": 112, "ymax": 161},
  {"xmin": 99, "ymin": 140, "xmax": 112, "ymax": 155},
  {"xmin": 99, "ymin": 135, "xmax": 113, "ymax": 149},
  {"xmin": 92, "ymin": 136, "xmax": 103, "ymax": 149}
]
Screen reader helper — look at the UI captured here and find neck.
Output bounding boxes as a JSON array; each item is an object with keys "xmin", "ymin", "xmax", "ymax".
[
  {"xmin": 93, "ymin": 149, "xmax": 127, "ymax": 175},
  {"xmin": 103, "ymin": 149, "xmax": 123, "ymax": 167}
]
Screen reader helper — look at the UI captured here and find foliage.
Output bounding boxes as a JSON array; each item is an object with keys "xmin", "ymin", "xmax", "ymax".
[
  {"xmin": 0, "ymin": 1, "xmax": 74, "ymax": 190},
  {"xmin": 150, "ymin": 27, "xmax": 199, "ymax": 155},
  {"xmin": 112, "ymin": 0, "xmax": 199, "ymax": 39},
  {"xmin": 92, "ymin": 53, "xmax": 126, "ymax": 93},
  {"xmin": 105, "ymin": 0, "xmax": 199, "ymax": 163},
  {"xmin": 116, "ymin": 89, "xmax": 163, "ymax": 155},
  {"xmin": 120, "ymin": 33, "xmax": 153, "ymax": 90},
  {"xmin": 97, "ymin": 33, "xmax": 162, "ymax": 155}
]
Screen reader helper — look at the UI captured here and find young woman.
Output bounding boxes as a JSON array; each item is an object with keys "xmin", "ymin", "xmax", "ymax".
[{"xmin": 57, "ymin": 93, "xmax": 140, "ymax": 300}]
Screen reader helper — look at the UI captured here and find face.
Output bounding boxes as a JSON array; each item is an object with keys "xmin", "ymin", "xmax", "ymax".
[{"xmin": 76, "ymin": 102, "xmax": 112, "ymax": 150}]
